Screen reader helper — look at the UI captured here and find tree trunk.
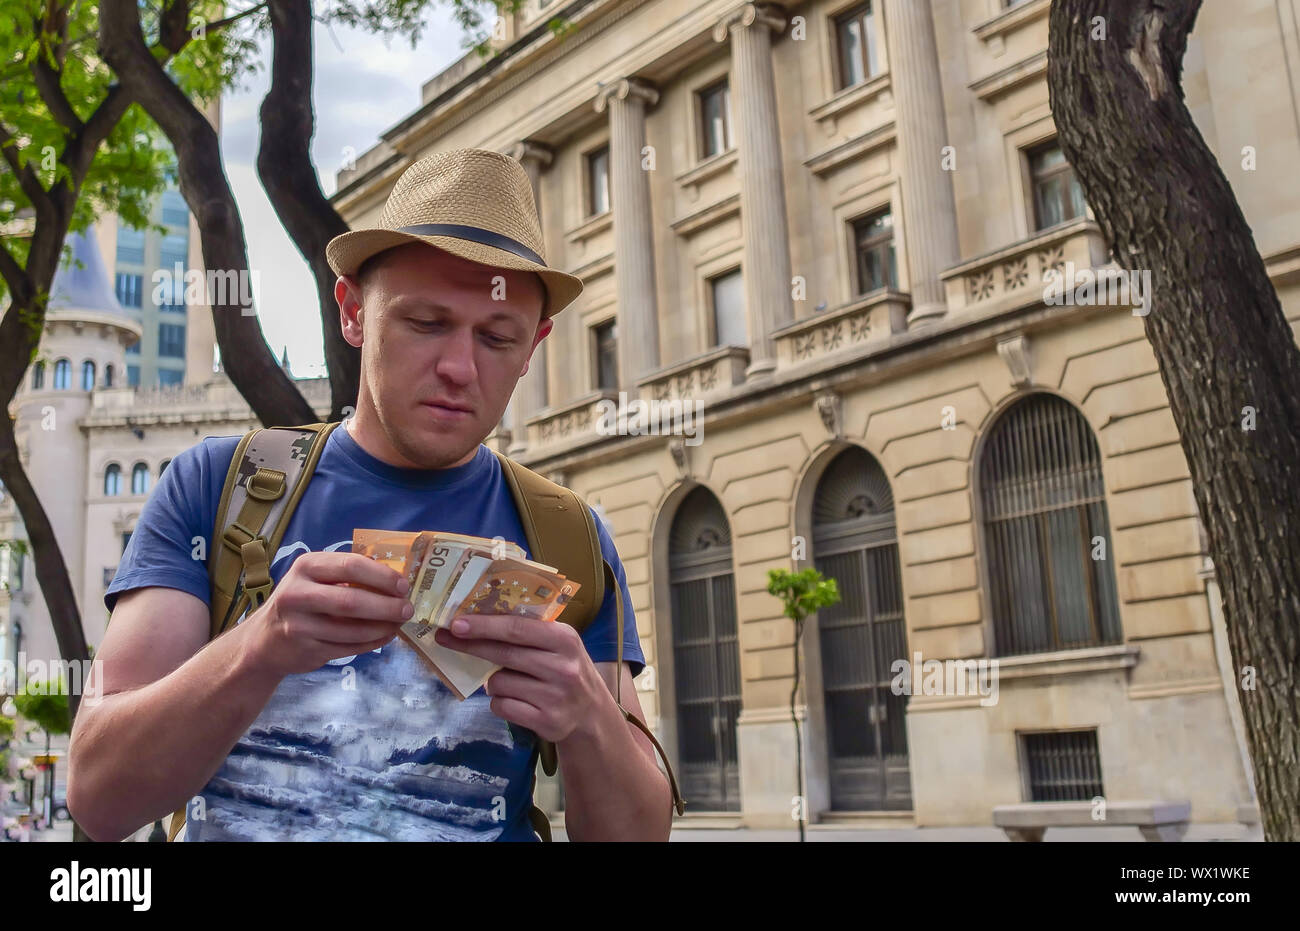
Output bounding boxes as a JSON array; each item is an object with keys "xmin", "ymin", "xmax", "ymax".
[
  {"xmin": 99, "ymin": 0, "xmax": 316, "ymax": 428},
  {"xmin": 1048, "ymin": 0, "xmax": 1300, "ymax": 841},
  {"xmin": 258, "ymin": 0, "xmax": 359, "ymax": 423},
  {"xmin": 0, "ymin": 416, "xmax": 89, "ymax": 725}
]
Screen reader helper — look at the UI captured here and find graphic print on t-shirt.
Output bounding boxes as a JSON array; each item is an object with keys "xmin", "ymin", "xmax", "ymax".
[{"xmin": 105, "ymin": 426, "xmax": 645, "ymax": 842}]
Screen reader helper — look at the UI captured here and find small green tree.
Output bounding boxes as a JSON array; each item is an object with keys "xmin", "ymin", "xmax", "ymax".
[
  {"xmin": 13, "ymin": 678, "xmax": 70, "ymax": 828},
  {"xmin": 766, "ymin": 567, "xmax": 839, "ymax": 842}
]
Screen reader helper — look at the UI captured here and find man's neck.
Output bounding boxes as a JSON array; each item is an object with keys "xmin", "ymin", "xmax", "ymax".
[{"xmin": 344, "ymin": 411, "xmax": 478, "ymax": 470}]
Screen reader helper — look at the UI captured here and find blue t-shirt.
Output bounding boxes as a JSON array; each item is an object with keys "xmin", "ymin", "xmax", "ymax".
[{"xmin": 105, "ymin": 425, "xmax": 644, "ymax": 841}]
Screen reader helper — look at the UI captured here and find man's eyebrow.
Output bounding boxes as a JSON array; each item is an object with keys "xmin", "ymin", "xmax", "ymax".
[{"xmin": 394, "ymin": 299, "xmax": 528, "ymax": 328}]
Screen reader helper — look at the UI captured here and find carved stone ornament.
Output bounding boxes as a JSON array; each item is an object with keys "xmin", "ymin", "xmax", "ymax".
[
  {"xmin": 669, "ymin": 437, "xmax": 689, "ymax": 477},
  {"xmin": 712, "ymin": 2, "xmax": 787, "ymax": 42},
  {"xmin": 594, "ymin": 77, "xmax": 660, "ymax": 113},
  {"xmin": 815, "ymin": 390, "xmax": 842, "ymax": 437},
  {"xmin": 996, "ymin": 334, "xmax": 1033, "ymax": 388}
]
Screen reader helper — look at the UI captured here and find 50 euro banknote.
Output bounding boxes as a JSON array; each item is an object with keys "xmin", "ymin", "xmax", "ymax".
[{"xmin": 351, "ymin": 529, "xmax": 579, "ymax": 699}]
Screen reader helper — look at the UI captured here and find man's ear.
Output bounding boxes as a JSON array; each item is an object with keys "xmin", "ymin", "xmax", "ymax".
[
  {"xmin": 337, "ymin": 275, "xmax": 364, "ymax": 348},
  {"xmin": 521, "ymin": 316, "xmax": 554, "ymax": 377}
]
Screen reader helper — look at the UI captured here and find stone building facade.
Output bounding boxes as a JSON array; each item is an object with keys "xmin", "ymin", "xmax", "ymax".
[{"xmin": 331, "ymin": 0, "xmax": 1297, "ymax": 828}]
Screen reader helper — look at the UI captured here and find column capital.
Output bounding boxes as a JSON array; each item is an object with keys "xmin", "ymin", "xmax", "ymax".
[
  {"xmin": 712, "ymin": 2, "xmax": 786, "ymax": 43},
  {"xmin": 507, "ymin": 139, "xmax": 553, "ymax": 169},
  {"xmin": 594, "ymin": 77, "xmax": 659, "ymax": 114}
]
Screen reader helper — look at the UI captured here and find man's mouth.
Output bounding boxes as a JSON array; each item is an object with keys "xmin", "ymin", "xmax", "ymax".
[{"xmin": 421, "ymin": 400, "xmax": 474, "ymax": 417}]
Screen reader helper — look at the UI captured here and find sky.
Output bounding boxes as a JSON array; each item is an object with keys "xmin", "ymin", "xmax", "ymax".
[{"xmin": 219, "ymin": 7, "xmax": 470, "ymax": 379}]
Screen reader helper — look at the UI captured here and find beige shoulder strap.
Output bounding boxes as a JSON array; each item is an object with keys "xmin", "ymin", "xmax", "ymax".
[{"xmin": 168, "ymin": 421, "xmax": 340, "ymax": 842}]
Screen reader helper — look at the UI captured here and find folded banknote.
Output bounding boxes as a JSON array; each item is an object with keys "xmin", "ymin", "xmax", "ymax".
[{"xmin": 352, "ymin": 529, "xmax": 581, "ymax": 699}]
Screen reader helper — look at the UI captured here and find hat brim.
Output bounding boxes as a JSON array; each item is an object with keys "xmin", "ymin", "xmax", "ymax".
[{"xmin": 326, "ymin": 227, "xmax": 583, "ymax": 319}]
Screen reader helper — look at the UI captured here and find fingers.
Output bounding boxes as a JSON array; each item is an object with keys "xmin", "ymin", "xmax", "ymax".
[
  {"xmin": 432, "ymin": 627, "xmax": 562, "ymax": 678},
  {"xmin": 296, "ymin": 551, "xmax": 409, "ymax": 595},
  {"xmin": 443, "ymin": 612, "xmax": 571, "ymax": 649},
  {"xmin": 319, "ymin": 628, "xmax": 399, "ymax": 652},
  {"xmin": 311, "ymin": 615, "xmax": 406, "ymax": 645},
  {"xmin": 285, "ymin": 583, "xmax": 414, "ymax": 624}
]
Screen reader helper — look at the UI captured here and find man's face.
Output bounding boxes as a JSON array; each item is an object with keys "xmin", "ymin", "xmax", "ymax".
[{"xmin": 337, "ymin": 242, "xmax": 551, "ymax": 469}]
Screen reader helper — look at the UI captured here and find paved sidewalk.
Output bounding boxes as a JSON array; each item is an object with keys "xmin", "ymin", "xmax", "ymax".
[{"xmin": 552, "ymin": 822, "xmax": 1264, "ymax": 842}]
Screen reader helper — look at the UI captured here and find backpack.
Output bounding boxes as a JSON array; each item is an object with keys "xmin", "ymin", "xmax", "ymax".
[{"xmin": 167, "ymin": 420, "xmax": 685, "ymax": 841}]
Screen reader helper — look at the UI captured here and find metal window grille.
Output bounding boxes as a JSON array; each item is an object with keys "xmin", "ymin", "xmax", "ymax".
[
  {"xmin": 813, "ymin": 447, "xmax": 911, "ymax": 810},
  {"xmin": 980, "ymin": 394, "xmax": 1122, "ymax": 657},
  {"xmin": 669, "ymin": 487, "xmax": 741, "ymax": 812},
  {"xmin": 1022, "ymin": 730, "xmax": 1104, "ymax": 802}
]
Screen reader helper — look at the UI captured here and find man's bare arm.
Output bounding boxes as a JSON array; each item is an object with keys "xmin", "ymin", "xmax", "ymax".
[
  {"xmin": 67, "ymin": 586, "xmax": 285, "ymax": 841},
  {"xmin": 68, "ymin": 553, "xmax": 413, "ymax": 841},
  {"xmin": 557, "ymin": 661, "xmax": 673, "ymax": 842}
]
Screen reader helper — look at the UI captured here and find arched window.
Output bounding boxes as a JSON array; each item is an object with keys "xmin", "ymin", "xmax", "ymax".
[
  {"xmin": 159, "ymin": 458, "xmax": 171, "ymax": 475},
  {"xmin": 131, "ymin": 462, "xmax": 150, "ymax": 495},
  {"xmin": 53, "ymin": 358, "xmax": 71, "ymax": 389},
  {"xmin": 103, "ymin": 363, "xmax": 114, "ymax": 388},
  {"xmin": 811, "ymin": 446, "xmax": 909, "ymax": 811},
  {"xmin": 81, "ymin": 360, "xmax": 96, "ymax": 391},
  {"xmin": 979, "ymin": 393, "xmax": 1122, "ymax": 657},
  {"xmin": 31, "ymin": 361, "xmax": 45, "ymax": 390},
  {"xmin": 104, "ymin": 463, "xmax": 122, "ymax": 496},
  {"xmin": 668, "ymin": 486, "xmax": 741, "ymax": 812}
]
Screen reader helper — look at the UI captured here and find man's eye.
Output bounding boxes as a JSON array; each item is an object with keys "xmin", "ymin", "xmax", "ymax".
[{"xmin": 484, "ymin": 333, "xmax": 514, "ymax": 347}]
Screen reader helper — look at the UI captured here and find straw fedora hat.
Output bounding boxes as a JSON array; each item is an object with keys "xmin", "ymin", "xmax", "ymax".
[{"xmin": 326, "ymin": 148, "xmax": 583, "ymax": 319}]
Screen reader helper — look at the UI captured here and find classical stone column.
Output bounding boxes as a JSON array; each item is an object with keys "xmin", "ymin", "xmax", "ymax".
[
  {"xmin": 507, "ymin": 140, "xmax": 554, "ymax": 455},
  {"xmin": 594, "ymin": 78, "xmax": 661, "ymax": 388},
  {"xmin": 713, "ymin": 3, "xmax": 794, "ymax": 379},
  {"xmin": 883, "ymin": 0, "xmax": 960, "ymax": 328}
]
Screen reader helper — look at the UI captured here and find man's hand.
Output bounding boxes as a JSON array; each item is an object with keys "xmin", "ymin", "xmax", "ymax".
[
  {"xmin": 432, "ymin": 614, "xmax": 606, "ymax": 743},
  {"xmin": 242, "ymin": 552, "xmax": 415, "ymax": 679}
]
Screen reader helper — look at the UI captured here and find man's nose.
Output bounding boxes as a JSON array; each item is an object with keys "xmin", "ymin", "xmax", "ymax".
[{"xmin": 434, "ymin": 325, "xmax": 478, "ymax": 386}]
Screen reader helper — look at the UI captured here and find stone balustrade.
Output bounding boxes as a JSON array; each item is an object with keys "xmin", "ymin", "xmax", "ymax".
[
  {"xmin": 772, "ymin": 290, "xmax": 910, "ymax": 372},
  {"xmin": 637, "ymin": 345, "xmax": 750, "ymax": 405},
  {"xmin": 941, "ymin": 218, "xmax": 1110, "ymax": 318}
]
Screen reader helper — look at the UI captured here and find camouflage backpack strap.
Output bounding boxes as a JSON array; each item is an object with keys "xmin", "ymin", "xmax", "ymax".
[
  {"xmin": 492, "ymin": 451, "xmax": 686, "ymax": 838},
  {"xmin": 168, "ymin": 420, "xmax": 341, "ymax": 842},
  {"xmin": 208, "ymin": 422, "xmax": 342, "ymax": 640}
]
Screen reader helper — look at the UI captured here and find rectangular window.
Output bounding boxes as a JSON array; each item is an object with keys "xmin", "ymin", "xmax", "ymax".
[
  {"xmin": 852, "ymin": 209, "xmax": 897, "ymax": 295},
  {"xmin": 114, "ymin": 272, "xmax": 143, "ymax": 308},
  {"xmin": 158, "ymin": 322, "xmax": 186, "ymax": 359},
  {"xmin": 121, "ymin": 531, "xmax": 133, "ymax": 555},
  {"xmin": 116, "ymin": 227, "xmax": 145, "ymax": 265},
  {"xmin": 158, "ymin": 368, "xmax": 184, "ymax": 386},
  {"xmin": 159, "ymin": 233, "xmax": 188, "ymax": 273},
  {"xmin": 1021, "ymin": 731, "xmax": 1104, "ymax": 802},
  {"xmin": 1029, "ymin": 141, "xmax": 1087, "ymax": 231},
  {"xmin": 127, "ymin": 364, "xmax": 141, "ymax": 387},
  {"xmin": 161, "ymin": 190, "xmax": 189, "ymax": 228},
  {"xmin": 698, "ymin": 79, "xmax": 732, "ymax": 159},
  {"xmin": 709, "ymin": 269, "xmax": 747, "ymax": 348},
  {"xmin": 586, "ymin": 146, "xmax": 610, "ymax": 216},
  {"xmin": 835, "ymin": 3, "xmax": 881, "ymax": 90},
  {"xmin": 594, "ymin": 319, "xmax": 618, "ymax": 391}
]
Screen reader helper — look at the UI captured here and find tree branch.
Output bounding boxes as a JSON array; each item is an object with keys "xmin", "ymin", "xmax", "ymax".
[
  {"xmin": 257, "ymin": 0, "xmax": 358, "ymax": 421},
  {"xmin": 0, "ymin": 121, "xmax": 53, "ymax": 217},
  {"xmin": 100, "ymin": 0, "xmax": 317, "ymax": 427},
  {"xmin": 30, "ymin": 41, "xmax": 84, "ymax": 132}
]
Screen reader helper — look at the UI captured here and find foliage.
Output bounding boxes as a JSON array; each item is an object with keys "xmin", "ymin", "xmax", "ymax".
[
  {"xmin": 766, "ymin": 567, "xmax": 841, "ymax": 626},
  {"xmin": 0, "ymin": 0, "xmax": 175, "ymax": 304},
  {"xmin": 12, "ymin": 679, "xmax": 71, "ymax": 737}
]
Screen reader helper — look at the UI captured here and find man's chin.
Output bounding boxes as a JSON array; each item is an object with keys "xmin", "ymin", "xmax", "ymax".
[{"xmin": 396, "ymin": 422, "xmax": 483, "ymax": 469}]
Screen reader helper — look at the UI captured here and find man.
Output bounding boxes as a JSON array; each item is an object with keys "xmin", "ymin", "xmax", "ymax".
[{"xmin": 67, "ymin": 149, "xmax": 673, "ymax": 841}]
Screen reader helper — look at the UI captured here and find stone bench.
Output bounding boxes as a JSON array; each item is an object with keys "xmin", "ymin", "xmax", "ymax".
[{"xmin": 993, "ymin": 800, "xmax": 1192, "ymax": 842}]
